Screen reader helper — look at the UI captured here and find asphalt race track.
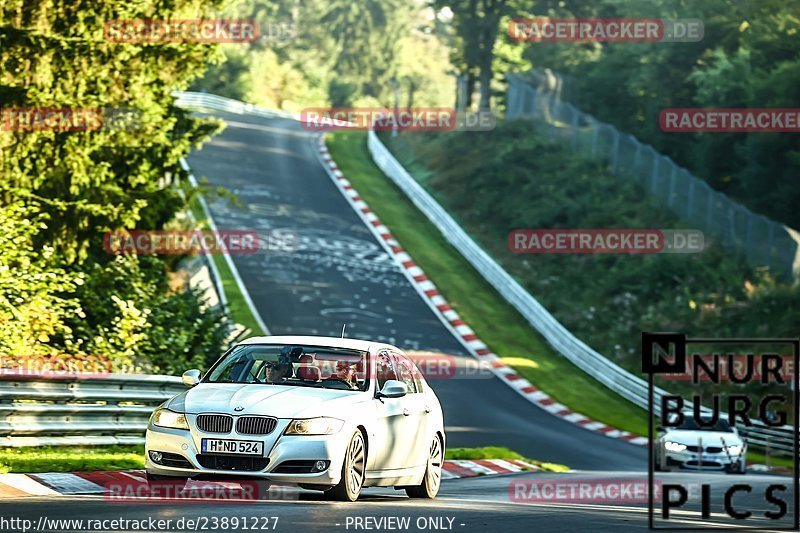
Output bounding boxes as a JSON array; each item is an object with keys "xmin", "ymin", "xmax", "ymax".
[
  {"xmin": 2, "ymin": 471, "xmax": 794, "ymax": 532},
  {"xmin": 184, "ymin": 110, "xmax": 645, "ymax": 471}
]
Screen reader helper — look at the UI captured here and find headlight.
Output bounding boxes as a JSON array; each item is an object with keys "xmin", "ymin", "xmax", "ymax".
[
  {"xmin": 284, "ymin": 417, "xmax": 344, "ymax": 435},
  {"xmin": 152, "ymin": 408, "xmax": 189, "ymax": 430},
  {"xmin": 664, "ymin": 441, "xmax": 687, "ymax": 452},
  {"xmin": 725, "ymin": 445, "xmax": 743, "ymax": 455}
]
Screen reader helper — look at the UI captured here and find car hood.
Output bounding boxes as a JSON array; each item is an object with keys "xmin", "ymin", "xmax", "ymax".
[
  {"xmin": 663, "ymin": 430, "xmax": 743, "ymax": 447},
  {"xmin": 167, "ymin": 383, "xmax": 364, "ymax": 418}
]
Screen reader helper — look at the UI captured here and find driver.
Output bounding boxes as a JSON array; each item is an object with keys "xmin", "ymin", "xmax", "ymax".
[
  {"xmin": 333, "ymin": 360, "xmax": 359, "ymax": 389},
  {"xmin": 263, "ymin": 346, "xmax": 298, "ymax": 382}
]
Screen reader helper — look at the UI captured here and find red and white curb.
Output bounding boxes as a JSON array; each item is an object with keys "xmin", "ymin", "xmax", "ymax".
[
  {"xmin": 316, "ymin": 136, "xmax": 648, "ymax": 447},
  {"xmin": 0, "ymin": 461, "xmax": 536, "ymax": 498},
  {"xmin": 441, "ymin": 459, "xmax": 539, "ymax": 480}
]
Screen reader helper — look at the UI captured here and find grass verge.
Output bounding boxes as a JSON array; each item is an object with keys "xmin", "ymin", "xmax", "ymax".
[
  {"xmin": 0, "ymin": 446, "xmax": 145, "ymax": 474},
  {"xmin": 189, "ymin": 196, "xmax": 266, "ymax": 336},
  {"xmin": 326, "ymin": 131, "xmax": 648, "ymax": 436},
  {"xmin": 445, "ymin": 446, "xmax": 570, "ymax": 473}
]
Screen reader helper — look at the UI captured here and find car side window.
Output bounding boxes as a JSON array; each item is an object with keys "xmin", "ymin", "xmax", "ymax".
[
  {"xmin": 391, "ymin": 352, "xmax": 419, "ymax": 394},
  {"xmin": 376, "ymin": 350, "xmax": 398, "ymax": 390}
]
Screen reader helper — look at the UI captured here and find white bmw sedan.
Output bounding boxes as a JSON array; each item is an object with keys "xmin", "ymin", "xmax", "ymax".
[
  {"xmin": 145, "ymin": 336, "xmax": 445, "ymax": 501},
  {"xmin": 655, "ymin": 412, "xmax": 747, "ymax": 474}
]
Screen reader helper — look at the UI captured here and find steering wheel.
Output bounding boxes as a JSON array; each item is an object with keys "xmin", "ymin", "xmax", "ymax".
[{"xmin": 320, "ymin": 376, "xmax": 357, "ymax": 390}]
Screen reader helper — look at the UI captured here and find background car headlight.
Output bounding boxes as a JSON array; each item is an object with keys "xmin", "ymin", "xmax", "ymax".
[
  {"xmin": 152, "ymin": 408, "xmax": 189, "ymax": 430},
  {"xmin": 664, "ymin": 441, "xmax": 687, "ymax": 452},
  {"xmin": 725, "ymin": 445, "xmax": 743, "ymax": 455},
  {"xmin": 284, "ymin": 417, "xmax": 344, "ymax": 435}
]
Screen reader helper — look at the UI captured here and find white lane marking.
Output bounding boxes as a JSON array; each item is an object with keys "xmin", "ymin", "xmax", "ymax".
[
  {"xmin": 485, "ymin": 459, "xmax": 522, "ymax": 472},
  {"xmin": 181, "ymin": 158, "xmax": 271, "ymax": 335},
  {"xmin": 454, "ymin": 324, "xmax": 473, "ymax": 336},
  {"xmin": 440, "ymin": 469, "xmax": 459, "ymax": 480},
  {"xmin": 450, "ymin": 460, "xmax": 498, "ymax": 476},
  {"xmin": 442, "ymin": 310, "xmax": 460, "ymax": 321}
]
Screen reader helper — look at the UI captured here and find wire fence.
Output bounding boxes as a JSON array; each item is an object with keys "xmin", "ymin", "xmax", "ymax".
[{"xmin": 506, "ymin": 71, "xmax": 799, "ymax": 279}]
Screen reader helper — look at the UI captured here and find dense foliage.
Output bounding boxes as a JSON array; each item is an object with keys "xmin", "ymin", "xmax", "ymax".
[
  {"xmin": 192, "ymin": 0, "xmax": 455, "ymax": 109},
  {"xmin": 514, "ymin": 0, "xmax": 800, "ymax": 229},
  {"xmin": 0, "ymin": 0, "xmax": 231, "ymax": 373}
]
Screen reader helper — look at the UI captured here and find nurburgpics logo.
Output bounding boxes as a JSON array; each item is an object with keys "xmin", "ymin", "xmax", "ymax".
[{"xmin": 642, "ymin": 332, "xmax": 799, "ymax": 530}]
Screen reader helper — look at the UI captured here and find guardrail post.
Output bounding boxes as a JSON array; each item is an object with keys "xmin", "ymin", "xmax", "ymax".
[
  {"xmin": 705, "ymin": 189, "xmax": 715, "ymax": 228},
  {"xmin": 766, "ymin": 436, "xmax": 771, "ymax": 470},
  {"xmin": 632, "ymin": 137, "xmax": 642, "ymax": 177},
  {"xmin": 667, "ymin": 165, "xmax": 677, "ymax": 208},
  {"xmin": 686, "ymin": 179, "xmax": 696, "ymax": 219},
  {"xmin": 610, "ymin": 129, "xmax": 620, "ymax": 175},
  {"xmin": 650, "ymin": 151, "xmax": 659, "ymax": 193},
  {"xmin": 570, "ymin": 107, "xmax": 579, "ymax": 151},
  {"xmin": 698, "ymin": 436, "xmax": 703, "ymax": 469}
]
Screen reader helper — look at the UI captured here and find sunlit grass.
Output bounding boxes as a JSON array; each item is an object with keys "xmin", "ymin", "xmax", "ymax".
[
  {"xmin": 0, "ymin": 445, "xmax": 145, "ymax": 474},
  {"xmin": 446, "ymin": 446, "xmax": 570, "ymax": 472},
  {"xmin": 188, "ymin": 196, "xmax": 266, "ymax": 336}
]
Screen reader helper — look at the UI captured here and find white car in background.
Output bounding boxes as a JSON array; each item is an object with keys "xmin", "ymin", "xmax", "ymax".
[
  {"xmin": 145, "ymin": 336, "xmax": 445, "ymax": 501},
  {"xmin": 655, "ymin": 412, "xmax": 747, "ymax": 474}
]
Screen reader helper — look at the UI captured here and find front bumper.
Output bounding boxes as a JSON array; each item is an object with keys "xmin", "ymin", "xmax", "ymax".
[
  {"xmin": 145, "ymin": 421, "xmax": 349, "ymax": 485},
  {"xmin": 663, "ymin": 449, "xmax": 744, "ymax": 470}
]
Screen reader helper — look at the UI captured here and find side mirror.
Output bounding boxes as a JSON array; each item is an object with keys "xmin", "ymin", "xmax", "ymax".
[
  {"xmin": 182, "ymin": 369, "xmax": 201, "ymax": 387},
  {"xmin": 377, "ymin": 379, "xmax": 408, "ymax": 399}
]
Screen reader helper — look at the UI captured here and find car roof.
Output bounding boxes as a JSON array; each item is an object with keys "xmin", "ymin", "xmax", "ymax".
[{"xmin": 236, "ymin": 335, "xmax": 398, "ymax": 353}]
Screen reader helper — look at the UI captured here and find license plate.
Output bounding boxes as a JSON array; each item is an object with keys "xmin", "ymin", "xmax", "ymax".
[{"xmin": 201, "ymin": 438, "xmax": 264, "ymax": 456}]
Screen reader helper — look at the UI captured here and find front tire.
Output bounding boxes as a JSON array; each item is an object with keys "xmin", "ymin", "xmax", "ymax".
[
  {"xmin": 406, "ymin": 436, "xmax": 443, "ymax": 499},
  {"xmin": 326, "ymin": 430, "xmax": 367, "ymax": 501}
]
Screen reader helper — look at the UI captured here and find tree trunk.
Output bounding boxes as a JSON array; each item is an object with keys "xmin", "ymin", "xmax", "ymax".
[
  {"xmin": 466, "ymin": 70, "xmax": 477, "ymax": 109},
  {"xmin": 478, "ymin": 62, "xmax": 492, "ymax": 111}
]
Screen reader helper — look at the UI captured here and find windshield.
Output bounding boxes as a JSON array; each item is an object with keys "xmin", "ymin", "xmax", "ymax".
[
  {"xmin": 675, "ymin": 416, "xmax": 733, "ymax": 432},
  {"xmin": 205, "ymin": 344, "xmax": 369, "ymax": 391}
]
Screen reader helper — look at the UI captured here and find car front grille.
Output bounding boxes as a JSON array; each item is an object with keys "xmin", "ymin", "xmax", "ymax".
[
  {"xmin": 196, "ymin": 454, "xmax": 270, "ymax": 472},
  {"xmin": 196, "ymin": 414, "xmax": 233, "ymax": 433},
  {"xmin": 686, "ymin": 445, "xmax": 724, "ymax": 454},
  {"xmin": 157, "ymin": 452, "xmax": 193, "ymax": 468},
  {"xmin": 236, "ymin": 416, "xmax": 278, "ymax": 435},
  {"xmin": 685, "ymin": 460, "xmax": 722, "ymax": 468},
  {"xmin": 272, "ymin": 460, "xmax": 329, "ymax": 474}
]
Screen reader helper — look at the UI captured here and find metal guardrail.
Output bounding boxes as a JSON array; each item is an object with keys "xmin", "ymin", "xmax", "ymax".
[
  {"xmin": 0, "ymin": 373, "xmax": 185, "ymax": 447},
  {"xmin": 365, "ymin": 127, "xmax": 796, "ymax": 455},
  {"xmin": 173, "ymin": 91, "xmax": 296, "ymax": 120}
]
